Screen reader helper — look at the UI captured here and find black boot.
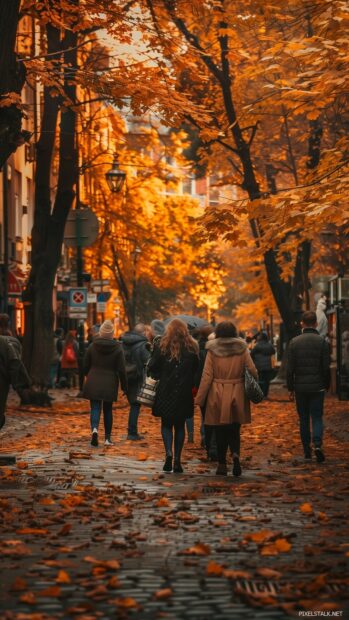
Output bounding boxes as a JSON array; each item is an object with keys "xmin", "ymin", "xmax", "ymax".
[
  {"xmin": 232, "ymin": 456, "xmax": 242, "ymax": 477},
  {"xmin": 163, "ymin": 455, "xmax": 173, "ymax": 472},
  {"xmin": 173, "ymin": 459, "xmax": 183, "ymax": 473}
]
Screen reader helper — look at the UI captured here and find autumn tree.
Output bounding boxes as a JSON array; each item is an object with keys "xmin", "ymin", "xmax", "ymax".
[
  {"xmin": 125, "ymin": 0, "xmax": 349, "ymax": 340},
  {"xmin": 0, "ymin": 0, "xmax": 29, "ymax": 168}
]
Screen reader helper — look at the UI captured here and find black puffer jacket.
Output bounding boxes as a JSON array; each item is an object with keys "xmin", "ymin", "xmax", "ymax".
[
  {"xmin": 251, "ymin": 341, "xmax": 275, "ymax": 371},
  {"xmin": 287, "ymin": 328, "xmax": 330, "ymax": 393}
]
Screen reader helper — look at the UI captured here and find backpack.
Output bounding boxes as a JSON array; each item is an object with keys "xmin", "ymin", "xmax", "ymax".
[
  {"xmin": 122, "ymin": 343, "xmax": 139, "ymax": 382},
  {"xmin": 65, "ymin": 343, "xmax": 76, "ymax": 364}
]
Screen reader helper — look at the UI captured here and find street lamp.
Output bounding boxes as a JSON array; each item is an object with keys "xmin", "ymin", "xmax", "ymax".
[{"xmin": 105, "ymin": 156, "xmax": 126, "ymax": 193}]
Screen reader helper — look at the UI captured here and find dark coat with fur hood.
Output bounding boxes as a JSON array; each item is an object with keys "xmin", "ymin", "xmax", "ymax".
[{"xmin": 195, "ymin": 337, "xmax": 258, "ymax": 425}]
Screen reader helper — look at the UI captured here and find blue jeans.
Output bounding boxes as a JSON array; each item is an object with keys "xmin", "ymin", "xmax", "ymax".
[
  {"xmin": 185, "ymin": 416, "xmax": 205, "ymax": 438},
  {"xmin": 128, "ymin": 402, "xmax": 140, "ymax": 436},
  {"xmin": 90, "ymin": 400, "xmax": 113, "ymax": 438},
  {"xmin": 295, "ymin": 391, "xmax": 325, "ymax": 451},
  {"xmin": 161, "ymin": 420, "xmax": 185, "ymax": 459},
  {"xmin": 49, "ymin": 362, "xmax": 59, "ymax": 388}
]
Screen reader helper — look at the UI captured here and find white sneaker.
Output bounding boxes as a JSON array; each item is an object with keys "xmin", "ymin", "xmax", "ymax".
[{"xmin": 104, "ymin": 438, "xmax": 114, "ymax": 446}]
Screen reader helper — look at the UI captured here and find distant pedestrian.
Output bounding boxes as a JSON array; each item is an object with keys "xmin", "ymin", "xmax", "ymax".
[
  {"xmin": 120, "ymin": 323, "xmax": 151, "ymax": 440},
  {"xmin": 83, "ymin": 320, "xmax": 127, "ymax": 447},
  {"xmin": 316, "ymin": 295, "xmax": 328, "ymax": 338},
  {"xmin": 287, "ymin": 311, "xmax": 330, "ymax": 462},
  {"xmin": 60, "ymin": 331, "xmax": 79, "ymax": 388},
  {"xmin": 195, "ymin": 321, "xmax": 258, "ymax": 477},
  {"xmin": 251, "ymin": 332, "xmax": 275, "ymax": 397},
  {"xmin": 148, "ymin": 319, "xmax": 199, "ymax": 473},
  {"xmin": 0, "ymin": 335, "xmax": 31, "ymax": 430},
  {"xmin": 50, "ymin": 328, "xmax": 64, "ymax": 388},
  {"xmin": 188, "ymin": 325, "xmax": 214, "ymax": 452}
]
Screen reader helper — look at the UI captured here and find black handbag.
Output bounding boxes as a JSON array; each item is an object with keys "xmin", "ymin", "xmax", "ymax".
[{"xmin": 245, "ymin": 368, "xmax": 264, "ymax": 404}]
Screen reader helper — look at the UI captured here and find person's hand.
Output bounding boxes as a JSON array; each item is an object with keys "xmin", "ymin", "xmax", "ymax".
[{"xmin": 288, "ymin": 391, "xmax": 294, "ymax": 401}]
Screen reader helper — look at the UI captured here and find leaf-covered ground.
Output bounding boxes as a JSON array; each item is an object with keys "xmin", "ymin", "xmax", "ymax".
[{"xmin": 0, "ymin": 386, "xmax": 348, "ymax": 619}]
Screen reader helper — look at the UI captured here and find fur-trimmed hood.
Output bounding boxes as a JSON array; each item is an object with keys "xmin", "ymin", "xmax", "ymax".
[{"xmin": 205, "ymin": 337, "xmax": 247, "ymax": 357}]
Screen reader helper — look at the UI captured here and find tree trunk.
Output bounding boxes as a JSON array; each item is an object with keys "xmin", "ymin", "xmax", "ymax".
[
  {"xmin": 23, "ymin": 21, "xmax": 78, "ymax": 385},
  {"xmin": 0, "ymin": 0, "xmax": 27, "ymax": 169}
]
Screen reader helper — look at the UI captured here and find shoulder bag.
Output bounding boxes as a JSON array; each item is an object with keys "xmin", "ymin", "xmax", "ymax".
[{"xmin": 245, "ymin": 368, "xmax": 264, "ymax": 404}]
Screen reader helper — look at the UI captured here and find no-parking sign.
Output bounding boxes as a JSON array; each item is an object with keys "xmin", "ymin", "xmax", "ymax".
[{"xmin": 68, "ymin": 288, "xmax": 88, "ymax": 318}]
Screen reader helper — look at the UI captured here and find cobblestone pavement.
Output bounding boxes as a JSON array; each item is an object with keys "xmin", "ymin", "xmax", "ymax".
[{"xmin": 0, "ymin": 386, "xmax": 348, "ymax": 620}]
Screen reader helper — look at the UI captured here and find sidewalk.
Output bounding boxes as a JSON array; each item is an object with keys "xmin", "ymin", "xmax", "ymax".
[{"xmin": 0, "ymin": 387, "xmax": 348, "ymax": 619}]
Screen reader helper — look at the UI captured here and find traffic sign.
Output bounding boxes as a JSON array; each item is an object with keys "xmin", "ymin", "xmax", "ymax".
[
  {"xmin": 87, "ymin": 292, "xmax": 97, "ymax": 303},
  {"xmin": 68, "ymin": 311, "xmax": 87, "ymax": 319},
  {"xmin": 69, "ymin": 288, "xmax": 88, "ymax": 310},
  {"xmin": 97, "ymin": 292, "xmax": 111, "ymax": 302},
  {"xmin": 97, "ymin": 301, "xmax": 106, "ymax": 313},
  {"xmin": 64, "ymin": 208, "xmax": 99, "ymax": 248}
]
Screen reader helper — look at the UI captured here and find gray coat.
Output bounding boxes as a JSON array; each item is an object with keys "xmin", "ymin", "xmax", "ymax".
[
  {"xmin": 82, "ymin": 338, "xmax": 127, "ymax": 402},
  {"xmin": 287, "ymin": 328, "xmax": 330, "ymax": 393}
]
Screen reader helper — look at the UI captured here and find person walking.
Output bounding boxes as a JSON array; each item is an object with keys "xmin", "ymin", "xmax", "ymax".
[
  {"xmin": 49, "ymin": 328, "xmax": 64, "ymax": 388},
  {"xmin": 120, "ymin": 323, "xmax": 151, "ymax": 440},
  {"xmin": 0, "ymin": 313, "xmax": 22, "ymax": 356},
  {"xmin": 287, "ymin": 311, "xmax": 330, "ymax": 462},
  {"xmin": 316, "ymin": 295, "xmax": 328, "ymax": 338},
  {"xmin": 60, "ymin": 331, "xmax": 79, "ymax": 388},
  {"xmin": 148, "ymin": 319, "xmax": 199, "ymax": 473},
  {"xmin": 83, "ymin": 319, "xmax": 127, "ymax": 447},
  {"xmin": 0, "ymin": 335, "xmax": 31, "ymax": 430},
  {"xmin": 251, "ymin": 332, "xmax": 275, "ymax": 398},
  {"xmin": 190, "ymin": 325, "xmax": 215, "ymax": 453},
  {"xmin": 195, "ymin": 321, "xmax": 258, "ymax": 477}
]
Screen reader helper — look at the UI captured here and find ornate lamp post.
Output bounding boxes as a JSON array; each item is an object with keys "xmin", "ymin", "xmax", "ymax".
[{"xmin": 105, "ymin": 156, "xmax": 126, "ymax": 193}]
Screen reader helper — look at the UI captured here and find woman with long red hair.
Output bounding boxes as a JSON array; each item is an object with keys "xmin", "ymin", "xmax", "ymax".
[{"xmin": 148, "ymin": 319, "xmax": 199, "ymax": 473}]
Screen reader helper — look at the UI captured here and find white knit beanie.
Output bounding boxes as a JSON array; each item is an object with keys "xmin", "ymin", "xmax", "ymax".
[{"xmin": 99, "ymin": 320, "xmax": 115, "ymax": 340}]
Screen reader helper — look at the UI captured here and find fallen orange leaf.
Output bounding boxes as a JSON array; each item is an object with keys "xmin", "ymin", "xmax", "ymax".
[
  {"xmin": 244, "ymin": 530, "xmax": 279, "ymax": 544},
  {"xmin": 180, "ymin": 543, "xmax": 210, "ymax": 556},
  {"xmin": 154, "ymin": 588, "xmax": 173, "ymax": 599},
  {"xmin": 19, "ymin": 592, "xmax": 36, "ymax": 604},
  {"xmin": 137, "ymin": 452, "xmax": 148, "ymax": 461},
  {"xmin": 223, "ymin": 569, "xmax": 252, "ymax": 579},
  {"xmin": 156, "ymin": 497, "xmax": 171, "ymax": 507},
  {"xmin": 38, "ymin": 586, "xmax": 62, "ymax": 597},
  {"xmin": 256, "ymin": 568, "xmax": 282, "ymax": 579},
  {"xmin": 300, "ymin": 503, "xmax": 313, "ymax": 515},
  {"xmin": 16, "ymin": 528, "xmax": 49, "ymax": 536},
  {"xmin": 114, "ymin": 597, "xmax": 139, "ymax": 609},
  {"xmin": 206, "ymin": 561, "xmax": 225, "ymax": 576},
  {"xmin": 260, "ymin": 538, "xmax": 292, "ymax": 556},
  {"xmin": 56, "ymin": 570, "xmax": 71, "ymax": 584}
]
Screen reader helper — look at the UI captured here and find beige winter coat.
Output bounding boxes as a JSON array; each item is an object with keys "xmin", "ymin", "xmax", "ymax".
[{"xmin": 195, "ymin": 338, "xmax": 258, "ymax": 425}]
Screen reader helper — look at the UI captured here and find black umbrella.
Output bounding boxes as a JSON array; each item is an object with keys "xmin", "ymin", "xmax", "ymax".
[{"xmin": 163, "ymin": 315, "xmax": 209, "ymax": 331}]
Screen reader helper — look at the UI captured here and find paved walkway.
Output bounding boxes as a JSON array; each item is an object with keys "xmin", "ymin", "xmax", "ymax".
[{"xmin": 0, "ymin": 387, "xmax": 348, "ymax": 619}]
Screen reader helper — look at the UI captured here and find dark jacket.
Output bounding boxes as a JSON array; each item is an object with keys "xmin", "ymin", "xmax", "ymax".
[
  {"xmin": 251, "ymin": 341, "xmax": 275, "ymax": 372},
  {"xmin": 148, "ymin": 344, "xmax": 199, "ymax": 424},
  {"xmin": 287, "ymin": 328, "xmax": 330, "ymax": 393},
  {"xmin": 120, "ymin": 332, "xmax": 151, "ymax": 403},
  {"xmin": 194, "ymin": 336, "xmax": 209, "ymax": 388},
  {"xmin": 82, "ymin": 337, "xmax": 127, "ymax": 402},
  {"xmin": 0, "ymin": 336, "xmax": 31, "ymax": 418}
]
